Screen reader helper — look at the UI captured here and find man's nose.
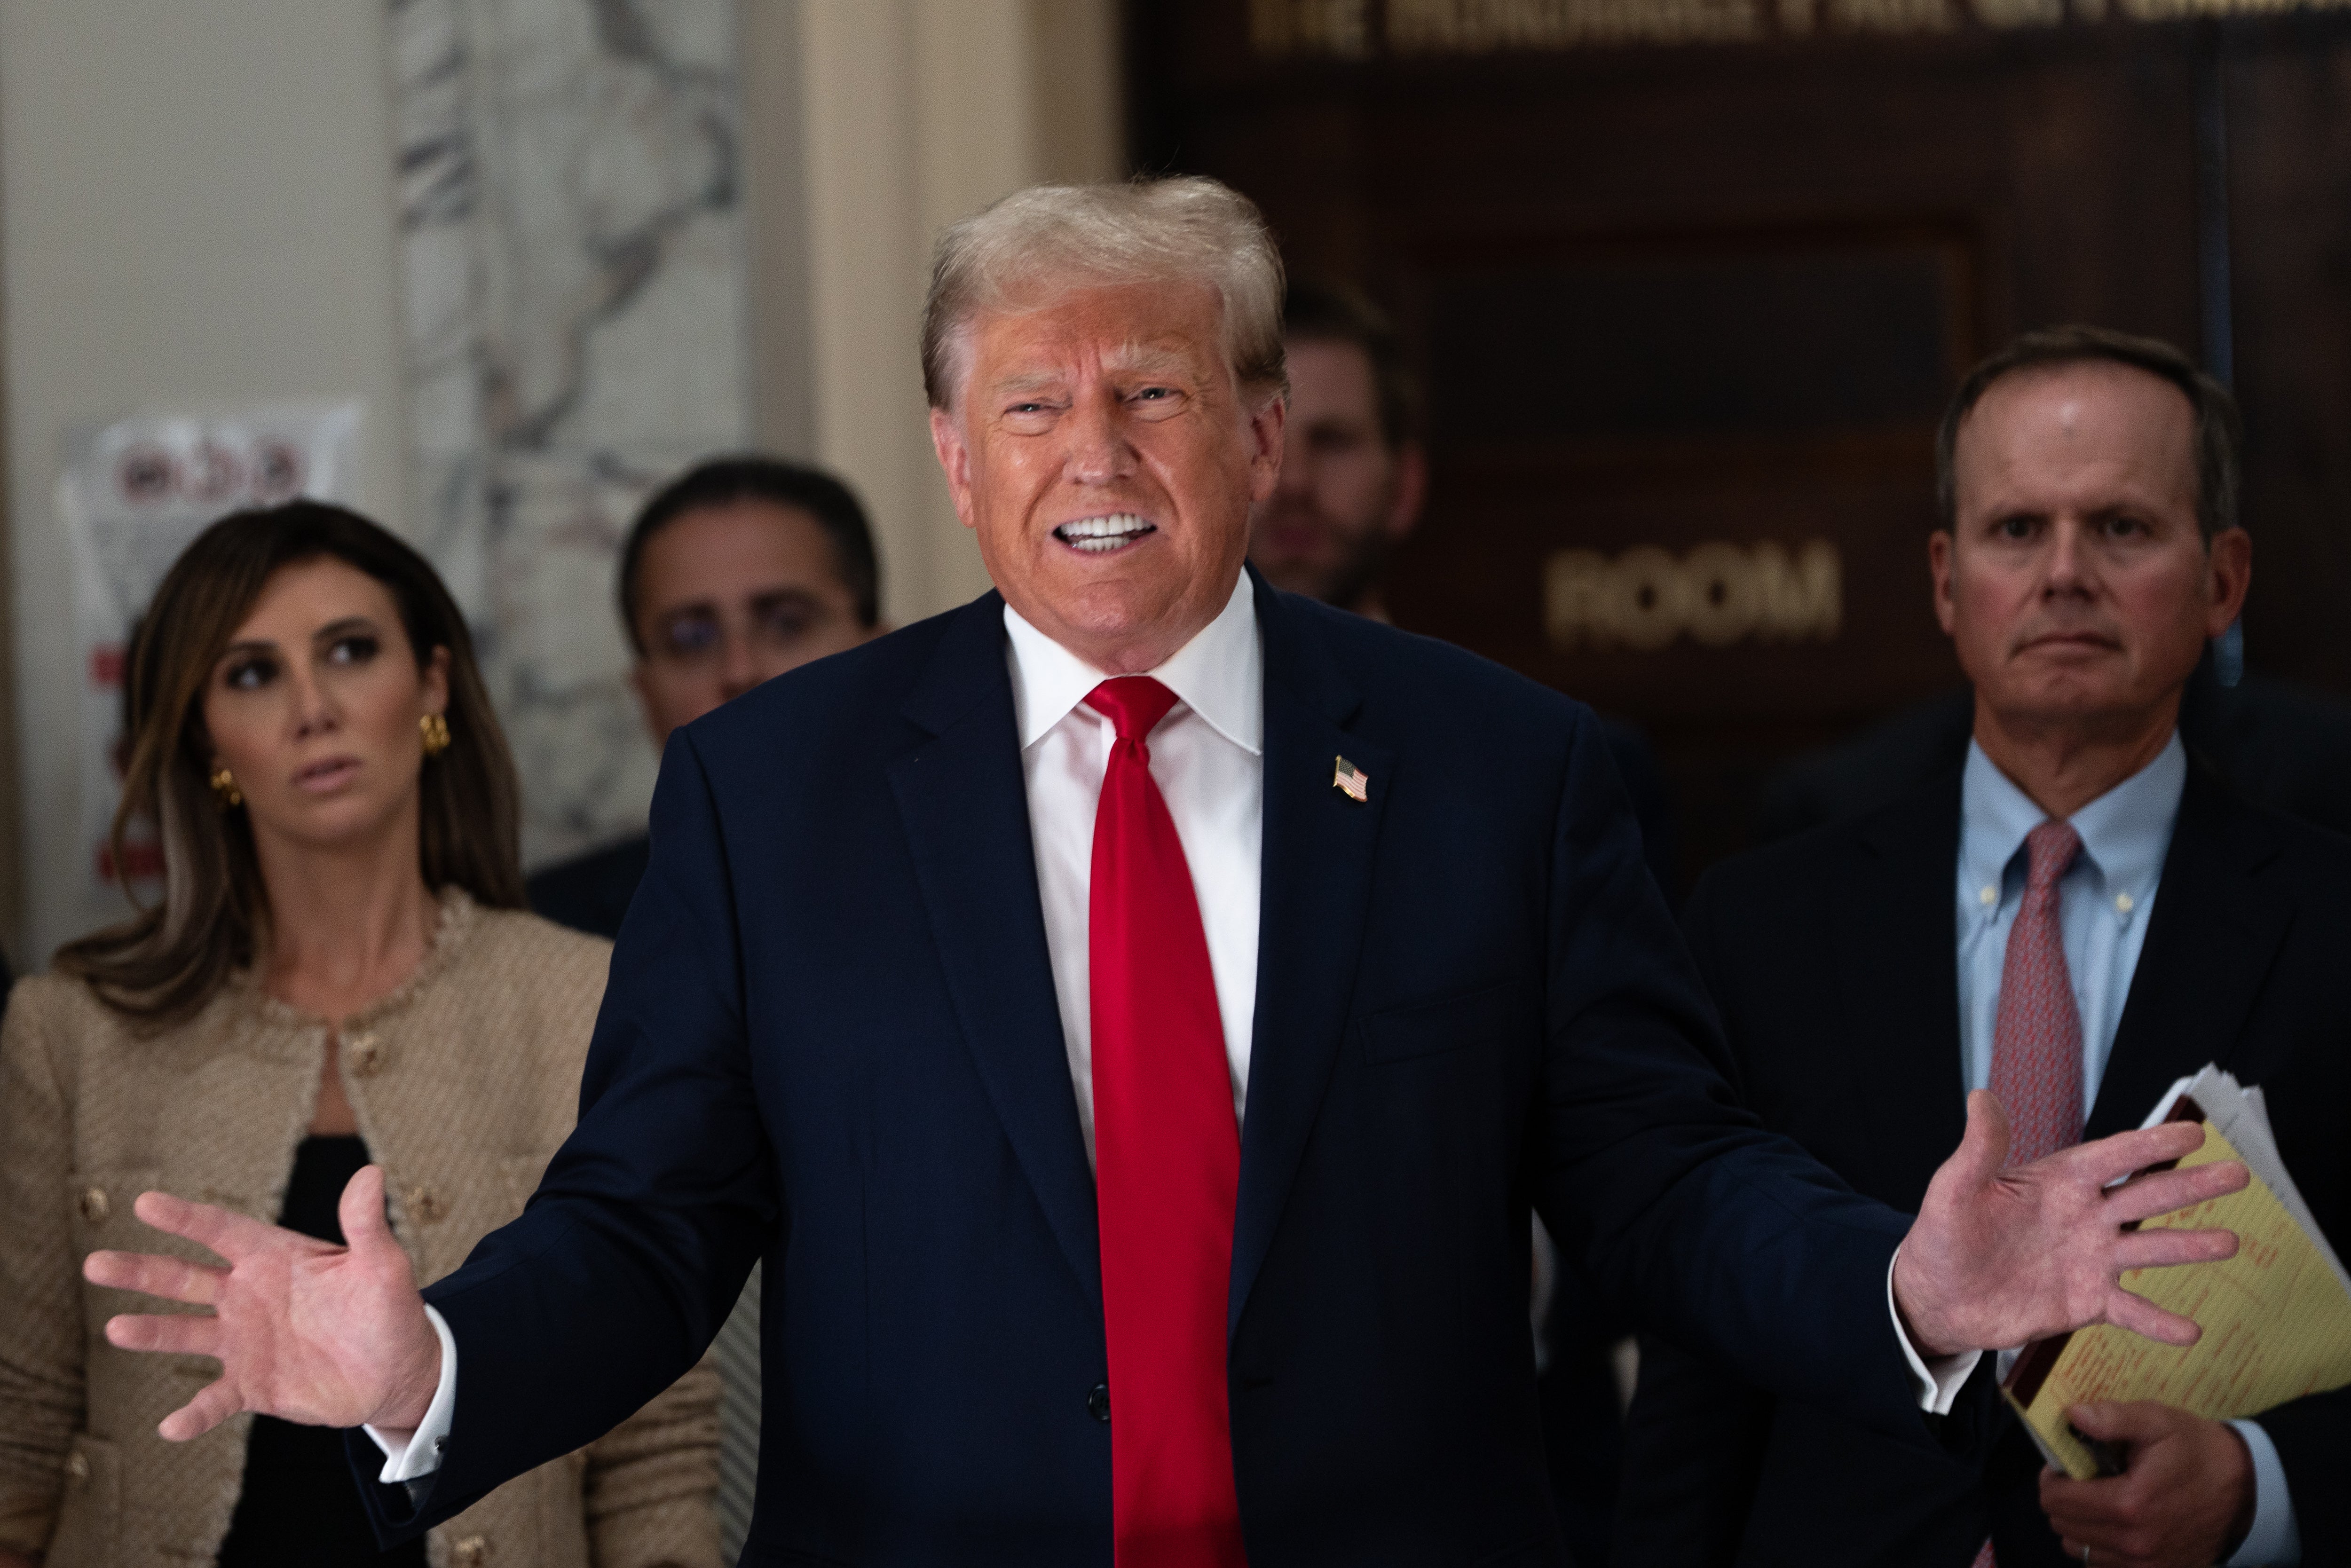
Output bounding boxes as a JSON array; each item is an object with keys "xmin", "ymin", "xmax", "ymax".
[
  {"xmin": 2043, "ymin": 518, "xmax": 2095, "ymax": 594},
  {"xmin": 717, "ymin": 625, "xmax": 760, "ymax": 701},
  {"xmin": 1274, "ymin": 432, "xmax": 1313, "ymax": 496},
  {"xmin": 1065, "ymin": 393, "xmax": 1136, "ymax": 485}
]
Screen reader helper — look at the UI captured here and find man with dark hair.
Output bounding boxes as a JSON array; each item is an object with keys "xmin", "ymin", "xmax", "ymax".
[
  {"xmin": 526, "ymin": 456, "xmax": 880, "ymax": 1562},
  {"xmin": 1618, "ymin": 325, "xmax": 2348, "ymax": 1567},
  {"xmin": 1246, "ymin": 280, "xmax": 1428, "ymax": 620},
  {"xmin": 528, "ymin": 455, "xmax": 883, "ymax": 936}
]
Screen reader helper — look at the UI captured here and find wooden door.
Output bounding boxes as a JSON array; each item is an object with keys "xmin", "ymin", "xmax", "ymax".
[{"xmin": 1130, "ymin": 3, "xmax": 2351, "ymax": 878}]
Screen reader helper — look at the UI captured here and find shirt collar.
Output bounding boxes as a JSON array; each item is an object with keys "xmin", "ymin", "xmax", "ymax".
[
  {"xmin": 1960, "ymin": 731, "xmax": 2186, "ymax": 922},
  {"xmin": 1002, "ymin": 571, "xmax": 1262, "ymax": 755}
]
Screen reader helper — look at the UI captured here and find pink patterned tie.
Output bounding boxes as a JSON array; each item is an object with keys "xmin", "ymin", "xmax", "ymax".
[
  {"xmin": 1988, "ymin": 819, "xmax": 2086, "ymax": 1169},
  {"xmin": 1976, "ymin": 821, "xmax": 2086, "ymax": 1568}
]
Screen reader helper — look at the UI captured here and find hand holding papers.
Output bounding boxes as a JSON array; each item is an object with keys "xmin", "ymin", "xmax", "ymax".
[
  {"xmin": 2004, "ymin": 1065, "xmax": 2351, "ymax": 1480},
  {"xmin": 1893, "ymin": 1090, "xmax": 2249, "ymax": 1360}
]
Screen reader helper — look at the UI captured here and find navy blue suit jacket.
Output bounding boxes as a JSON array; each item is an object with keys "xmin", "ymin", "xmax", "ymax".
[
  {"xmin": 1615, "ymin": 763, "xmax": 2351, "ymax": 1566},
  {"xmin": 361, "ymin": 575, "xmax": 1948, "ymax": 1565}
]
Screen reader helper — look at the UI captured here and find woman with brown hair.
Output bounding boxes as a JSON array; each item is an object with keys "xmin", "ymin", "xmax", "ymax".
[{"xmin": 0, "ymin": 503, "xmax": 721, "ymax": 1568}]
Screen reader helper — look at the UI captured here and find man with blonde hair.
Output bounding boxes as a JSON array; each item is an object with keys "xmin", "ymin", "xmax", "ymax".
[{"xmin": 91, "ymin": 180, "xmax": 2248, "ymax": 1566}]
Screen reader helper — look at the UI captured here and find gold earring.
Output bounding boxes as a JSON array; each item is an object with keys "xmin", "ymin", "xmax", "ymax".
[
  {"xmin": 420, "ymin": 712, "xmax": 452, "ymax": 757},
  {"xmin": 209, "ymin": 765, "xmax": 243, "ymax": 809}
]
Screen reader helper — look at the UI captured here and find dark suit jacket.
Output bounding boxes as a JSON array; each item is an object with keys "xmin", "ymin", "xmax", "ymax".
[
  {"xmin": 1756, "ymin": 666, "xmax": 2351, "ymax": 845},
  {"xmin": 528, "ymin": 834, "xmax": 651, "ymax": 940},
  {"xmin": 1616, "ymin": 762, "xmax": 2351, "ymax": 1567},
  {"xmin": 357, "ymin": 575, "xmax": 1960, "ymax": 1566}
]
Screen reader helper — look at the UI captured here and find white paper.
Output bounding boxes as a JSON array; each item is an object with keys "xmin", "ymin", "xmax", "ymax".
[{"xmin": 2140, "ymin": 1064, "xmax": 2351, "ymax": 1301}]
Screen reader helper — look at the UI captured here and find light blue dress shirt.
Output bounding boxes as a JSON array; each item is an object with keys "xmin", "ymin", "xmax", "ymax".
[{"xmin": 1957, "ymin": 733, "xmax": 2298, "ymax": 1565}]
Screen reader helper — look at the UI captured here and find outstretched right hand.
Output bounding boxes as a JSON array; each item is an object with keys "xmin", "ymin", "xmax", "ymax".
[{"xmin": 81, "ymin": 1163, "xmax": 442, "ymax": 1442}]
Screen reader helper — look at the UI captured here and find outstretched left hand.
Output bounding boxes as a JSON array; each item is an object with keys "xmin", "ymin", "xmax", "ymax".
[
  {"xmin": 1892, "ymin": 1091, "xmax": 2248, "ymax": 1358},
  {"xmin": 2040, "ymin": 1401, "xmax": 2256, "ymax": 1568}
]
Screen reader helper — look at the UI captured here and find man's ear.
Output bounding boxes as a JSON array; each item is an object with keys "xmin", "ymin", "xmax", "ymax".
[
  {"xmin": 930, "ymin": 406, "xmax": 978, "ymax": 530},
  {"xmin": 2204, "ymin": 527, "xmax": 2252, "ymax": 636},
  {"xmin": 1387, "ymin": 441, "xmax": 1429, "ymax": 540},
  {"xmin": 1245, "ymin": 392, "xmax": 1286, "ymax": 507},
  {"xmin": 1928, "ymin": 529, "xmax": 1958, "ymax": 637}
]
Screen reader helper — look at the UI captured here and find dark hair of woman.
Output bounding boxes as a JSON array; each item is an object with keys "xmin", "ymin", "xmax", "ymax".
[{"xmin": 54, "ymin": 501, "xmax": 524, "ymax": 1025}]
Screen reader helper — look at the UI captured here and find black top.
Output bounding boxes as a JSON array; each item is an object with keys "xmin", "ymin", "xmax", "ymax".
[
  {"xmin": 216, "ymin": 1135, "xmax": 428, "ymax": 1567},
  {"xmin": 527, "ymin": 834, "xmax": 652, "ymax": 941}
]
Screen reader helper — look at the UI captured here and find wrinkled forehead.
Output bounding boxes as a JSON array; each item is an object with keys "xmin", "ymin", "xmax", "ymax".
[{"xmin": 951, "ymin": 275, "xmax": 1231, "ymax": 401}]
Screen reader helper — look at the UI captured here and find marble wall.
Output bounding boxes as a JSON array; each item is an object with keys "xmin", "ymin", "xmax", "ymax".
[{"xmin": 388, "ymin": 0, "xmax": 750, "ymax": 868}]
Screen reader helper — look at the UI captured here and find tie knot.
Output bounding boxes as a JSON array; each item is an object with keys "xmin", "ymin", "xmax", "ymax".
[
  {"xmin": 1086, "ymin": 677, "xmax": 1180, "ymax": 743},
  {"xmin": 2023, "ymin": 819, "xmax": 2083, "ymax": 892}
]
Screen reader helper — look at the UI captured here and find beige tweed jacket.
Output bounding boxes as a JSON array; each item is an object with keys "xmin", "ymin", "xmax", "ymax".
[{"xmin": 0, "ymin": 890, "xmax": 723, "ymax": 1568}]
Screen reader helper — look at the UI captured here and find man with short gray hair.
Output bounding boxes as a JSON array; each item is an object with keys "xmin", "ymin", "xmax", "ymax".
[{"xmin": 89, "ymin": 184, "xmax": 2248, "ymax": 1566}]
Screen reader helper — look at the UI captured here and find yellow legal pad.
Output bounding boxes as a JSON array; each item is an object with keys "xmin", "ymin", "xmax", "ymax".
[{"xmin": 2003, "ymin": 1110, "xmax": 2351, "ymax": 1480}]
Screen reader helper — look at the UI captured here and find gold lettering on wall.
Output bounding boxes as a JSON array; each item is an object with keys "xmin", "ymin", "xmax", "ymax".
[
  {"xmin": 2117, "ymin": 0, "xmax": 2351, "ymax": 18},
  {"xmin": 1250, "ymin": 0, "xmax": 1374, "ymax": 56},
  {"xmin": 1544, "ymin": 539, "xmax": 1843, "ymax": 651},
  {"xmin": 1254, "ymin": 0, "xmax": 2348, "ymax": 54},
  {"xmin": 1388, "ymin": 0, "xmax": 1765, "ymax": 49}
]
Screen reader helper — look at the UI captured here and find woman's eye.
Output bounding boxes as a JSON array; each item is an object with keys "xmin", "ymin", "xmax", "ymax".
[
  {"xmin": 326, "ymin": 634, "xmax": 380, "ymax": 665},
  {"xmin": 224, "ymin": 658, "xmax": 277, "ymax": 691}
]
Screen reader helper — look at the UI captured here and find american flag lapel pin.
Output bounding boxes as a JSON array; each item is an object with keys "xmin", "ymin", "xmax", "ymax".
[{"xmin": 1332, "ymin": 755, "xmax": 1370, "ymax": 804}]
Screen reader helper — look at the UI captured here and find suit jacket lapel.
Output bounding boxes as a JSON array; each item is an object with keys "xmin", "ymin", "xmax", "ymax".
[
  {"xmin": 887, "ymin": 594, "xmax": 1102, "ymax": 1300},
  {"xmin": 2087, "ymin": 764, "xmax": 2286, "ymax": 1138},
  {"xmin": 1229, "ymin": 575, "xmax": 1392, "ymax": 1335},
  {"xmin": 1836, "ymin": 773, "xmax": 1968, "ymax": 1209}
]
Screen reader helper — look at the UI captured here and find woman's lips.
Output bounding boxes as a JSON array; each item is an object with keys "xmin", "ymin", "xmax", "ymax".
[{"xmin": 293, "ymin": 757, "xmax": 362, "ymax": 793}]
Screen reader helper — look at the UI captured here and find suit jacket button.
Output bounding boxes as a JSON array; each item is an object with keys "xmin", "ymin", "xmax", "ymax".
[
  {"xmin": 453, "ymin": 1535, "xmax": 490, "ymax": 1567},
  {"xmin": 406, "ymin": 1187, "xmax": 447, "ymax": 1225},
  {"xmin": 65, "ymin": 1450, "xmax": 90, "ymax": 1484},
  {"xmin": 79, "ymin": 1187, "xmax": 110, "ymax": 1225},
  {"xmin": 1089, "ymin": 1383, "xmax": 1110, "ymax": 1423}
]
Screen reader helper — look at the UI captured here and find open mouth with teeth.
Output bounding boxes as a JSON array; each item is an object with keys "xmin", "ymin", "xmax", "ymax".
[{"xmin": 1054, "ymin": 513, "xmax": 1157, "ymax": 554}]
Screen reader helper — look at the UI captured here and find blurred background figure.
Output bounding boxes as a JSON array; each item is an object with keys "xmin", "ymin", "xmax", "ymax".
[
  {"xmin": 1247, "ymin": 278, "xmax": 1429, "ymax": 620},
  {"xmin": 0, "ymin": 503, "xmax": 720, "ymax": 1568},
  {"xmin": 527, "ymin": 455, "xmax": 879, "ymax": 1565},
  {"xmin": 1616, "ymin": 328, "xmax": 2347, "ymax": 1567},
  {"xmin": 528, "ymin": 457, "xmax": 884, "ymax": 936}
]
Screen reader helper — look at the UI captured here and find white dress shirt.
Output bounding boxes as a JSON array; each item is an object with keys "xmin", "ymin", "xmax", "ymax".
[
  {"xmin": 1005, "ymin": 570, "xmax": 1264, "ymax": 1164},
  {"xmin": 1952, "ymin": 734, "xmax": 2298, "ymax": 1565},
  {"xmin": 377, "ymin": 567, "xmax": 1963, "ymax": 1481}
]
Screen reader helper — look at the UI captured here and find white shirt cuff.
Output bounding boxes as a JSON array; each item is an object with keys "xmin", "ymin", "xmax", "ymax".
[
  {"xmin": 362, "ymin": 1304, "xmax": 458, "ymax": 1482},
  {"xmin": 2225, "ymin": 1419, "xmax": 2301, "ymax": 1566},
  {"xmin": 1887, "ymin": 1247, "xmax": 1981, "ymax": 1415}
]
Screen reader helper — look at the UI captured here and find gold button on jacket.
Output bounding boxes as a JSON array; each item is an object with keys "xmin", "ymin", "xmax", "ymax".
[{"xmin": 0, "ymin": 890, "xmax": 723, "ymax": 1568}]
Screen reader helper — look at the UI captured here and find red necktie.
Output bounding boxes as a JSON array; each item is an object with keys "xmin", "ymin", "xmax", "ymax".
[
  {"xmin": 1086, "ymin": 677, "xmax": 1248, "ymax": 1568},
  {"xmin": 1988, "ymin": 819, "xmax": 2086, "ymax": 1168},
  {"xmin": 1975, "ymin": 821, "xmax": 2086, "ymax": 1568}
]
